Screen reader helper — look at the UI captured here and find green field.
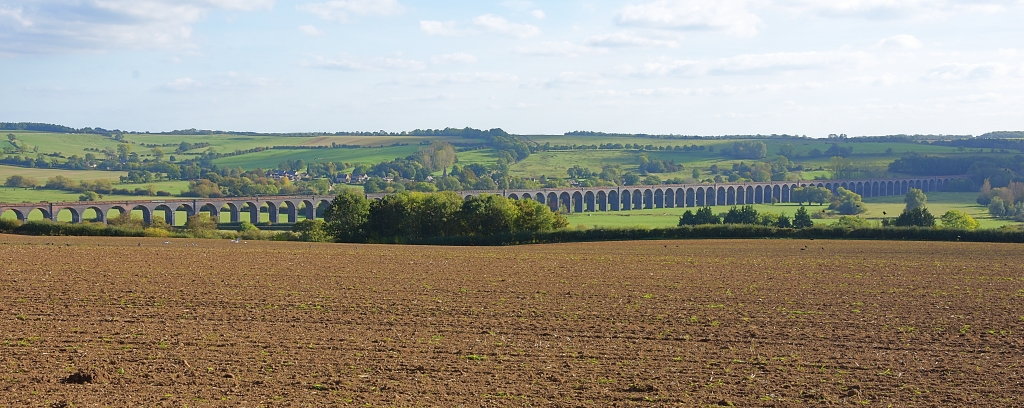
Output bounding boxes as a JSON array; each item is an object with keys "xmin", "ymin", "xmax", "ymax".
[
  {"xmin": 213, "ymin": 145, "xmax": 422, "ymax": 170},
  {"xmin": 564, "ymin": 192, "xmax": 1011, "ymax": 230},
  {"xmin": 121, "ymin": 134, "xmax": 474, "ymax": 155},
  {"xmin": 3, "ymin": 132, "xmax": 123, "ymax": 159},
  {"xmin": 0, "ymin": 164, "xmax": 126, "ymax": 183}
]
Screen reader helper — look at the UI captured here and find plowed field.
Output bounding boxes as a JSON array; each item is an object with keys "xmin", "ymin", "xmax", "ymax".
[{"xmin": 1, "ymin": 236, "xmax": 1022, "ymax": 406}]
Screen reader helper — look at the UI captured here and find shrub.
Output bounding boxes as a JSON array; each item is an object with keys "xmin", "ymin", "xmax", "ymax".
[
  {"xmin": 292, "ymin": 219, "xmax": 332, "ymax": 242},
  {"xmin": 0, "ymin": 218, "xmax": 23, "ymax": 232},
  {"xmin": 143, "ymin": 228, "xmax": 171, "ymax": 238},
  {"xmin": 184, "ymin": 214, "xmax": 219, "ymax": 238},
  {"xmin": 940, "ymin": 210, "xmax": 980, "ymax": 230},
  {"xmin": 835, "ymin": 216, "xmax": 872, "ymax": 229}
]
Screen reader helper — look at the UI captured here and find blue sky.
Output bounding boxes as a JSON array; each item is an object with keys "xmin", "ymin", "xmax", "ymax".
[{"xmin": 2, "ymin": 0, "xmax": 1023, "ymax": 136}]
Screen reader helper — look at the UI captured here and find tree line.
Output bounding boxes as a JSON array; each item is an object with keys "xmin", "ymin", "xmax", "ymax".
[{"xmin": 321, "ymin": 190, "xmax": 569, "ymax": 243}]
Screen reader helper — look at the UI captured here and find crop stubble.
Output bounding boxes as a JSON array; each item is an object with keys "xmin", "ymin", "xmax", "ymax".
[{"xmin": 0, "ymin": 236, "xmax": 1021, "ymax": 406}]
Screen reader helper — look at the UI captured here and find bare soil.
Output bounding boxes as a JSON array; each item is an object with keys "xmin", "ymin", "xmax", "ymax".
[{"xmin": 0, "ymin": 236, "xmax": 1021, "ymax": 406}]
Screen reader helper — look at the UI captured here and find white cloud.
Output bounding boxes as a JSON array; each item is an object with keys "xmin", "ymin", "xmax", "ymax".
[
  {"xmin": 297, "ymin": 0, "xmax": 404, "ymax": 22},
  {"xmin": 156, "ymin": 71, "xmax": 273, "ymax": 92},
  {"xmin": 778, "ymin": 0, "xmax": 1017, "ymax": 19},
  {"xmin": 298, "ymin": 25, "xmax": 325, "ymax": 36},
  {"xmin": 586, "ymin": 31, "xmax": 680, "ymax": 48},
  {"xmin": 627, "ymin": 51, "xmax": 874, "ymax": 76},
  {"xmin": 0, "ymin": 7, "xmax": 32, "ymax": 27},
  {"xmin": 303, "ymin": 55, "xmax": 426, "ymax": 71},
  {"xmin": 588, "ymin": 81, "xmax": 825, "ymax": 99},
  {"xmin": 393, "ymin": 72, "xmax": 520, "ymax": 86},
  {"xmin": 539, "ymin": 71, "xmax": 606, "ymax": 88},
  {"xmin": 876, "ymin": 34, "xmax": 923, "ymax": 49},
  {"xmin": 419, "ymin": 20, "xmax": 462, "ymax": 36},
  {"xmin": 0, "ymin": 0, "xmax": 273, "ymax": 54},
  {"xmin": 204, "ymin": 0, "xmax": 275, "ymax": 11},
  {"xmin": 472, "ymin": 14, "xmax": 541, "ymax": 38},
  {"xmin": 928, "ymin": 92, "xmax": 1005, "ymax": 104},
  {"xmin": 431, "ymin": 53, "xmax": 478, "ymax": 65},
  {"xmin": 618, "ymin": 0, "xmax": 762, "ymax": 37},
  {"xmin": 923, "ymin": 62, "xmax": 1016, "ymax": 81},
  {"xmin": 515, "ymin": 41, "xmax": 603, "ymax": 57},
  {"xmin": 531, "ymin": 9, "xmax": 546, "ymax": 19},
  {"xmin": 160, "ymin": 77, "xmax": 203, "ymax": 92}
]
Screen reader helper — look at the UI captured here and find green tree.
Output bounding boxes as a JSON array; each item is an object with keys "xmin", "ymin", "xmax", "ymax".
[
  {"xmin": 904, "ymin": 188, "xmax": 927, "ymax": 211},
  {"xmin": 117, "ymin": 143, "xmax": 132, "ymax": 162},
  {"xmin": 643, "ymin": 174, "xmax": 662, "ymax": 185},
  {"xmin": 829, "ymin": 156, "xmax": 853, "ymax": 180},
  {"xmin": 78, "ymin": 191, "xmax": 99, "ymax": 201},
  {"xmin": 940, "ymin": 210, "xmax": 979, "ymax": 230},
  {"xmin": 151, "ymin": 147, "xmax": 165, "ymax": 162},
  {"xmin": 793, "ymin": 206, "xmax": 813, "ymax": 229},
  {"xmin": 835, "ymin": 216, "xmax": 871, "ymax": 229},
  {"xmin": 728, "ymin": 141, "xmax": 767, "ymax": 159},
  {"xmin": 723, "ymin": 205, "xmax": 759, "ymax": 224},
  {"xmin": 893, "ymin": 207, "xmax": 936, "ymax": 227},
  {"xmin": 458, "ymin": 194, "xmax": 521, "ymax": 236},
  {"xmin": 292, "ymin": 219, "xmax": 331, "ymax": 242},
  {"xmin": 513, "ymin": 199, "xmax": 569, "ymax": 232},
  {"xmin": 830, "ymin": 187, "xmax": 866, "ymax": 215},
  {"xmin": 324, "ymin": 189, "xmax": 370, "ymax": 242},
  {"xmin": 692, "ymin": 209, "xmax": 724, "ymax": 224},
  {"xmin": 622, "ymin": 172, "xmax": 642, "ymax": 186},
  {"xmin": 776, "ymin": 213, "xmax": 792, "ymax": 228},
  {"xmin": 792, "ymin": 186, "xmax": 833, "ymax": 206},
  {"xmin": 691, "ymin": 169, "xmax": 700, "ymax": 179},
  {"xmin": 5, "ymin": 175, "xmax": 37, "ymax": 188},
  {"xmin": 185, "ymin": 214, "xmax": 219, "ymax": 237},
  {"xmin": 777, "ymin": 143, "xmax": 797, "ymax": 158},
  {"xmin": 6, "ymin": 133, "xmax": 15, "ymax": 142}
]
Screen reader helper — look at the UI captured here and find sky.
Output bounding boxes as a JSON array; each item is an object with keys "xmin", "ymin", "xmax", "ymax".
[{"xmin": 1, "ymin": 0, "xmax": 1023, "ymax": 136}]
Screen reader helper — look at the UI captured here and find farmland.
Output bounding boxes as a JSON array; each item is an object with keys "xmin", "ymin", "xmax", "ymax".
[{"xmin": 1, "ymin": 236, "xmax": 1021, "ymax": 406}]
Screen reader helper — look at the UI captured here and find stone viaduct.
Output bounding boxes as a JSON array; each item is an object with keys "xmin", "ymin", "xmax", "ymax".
[
  {"xmin": 0, "ymin": 195, "xmax": 335, "ymax": 225},
  {"xmin": 371, "ymin": 176, "xmax": 962, "ymax": 214},
  {"xmin": 1, "ymin": 176, "xmax": 960, "ymax": 224}
]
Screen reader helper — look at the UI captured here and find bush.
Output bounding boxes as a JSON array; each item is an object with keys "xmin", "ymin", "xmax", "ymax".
[
  {"xmin": 4, "ymin": 175, "xmax": 38, "ymax": 188},
  {"xmin": 835, "ymin": 216, "xmax": 872, "ymax": 229},
  {"xmin": 292, "ymin": 219, "xmax": 332, "ymax": 242},
  {"xmin": 0, "ymin": 218, "xmax": 23, "ymax": 232},
  {"xmin": 143, "ymin": 227, "xmax": 172, "ymax": 238},
  {"xmin": 14, "ymin": 220, "xmax": 145, "ymax": 237},
  {"xmin": 183, "ymin": 214, "xmax": 219, "ymax": 238},
  {"xmin": 940, "ymin": 210, "xmax": 980, "ymax": 230}
]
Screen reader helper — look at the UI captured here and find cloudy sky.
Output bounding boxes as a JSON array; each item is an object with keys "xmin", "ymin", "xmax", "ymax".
[{"xmin": 2, "ymin": 0, "xmax": 1023, "ymax": 136}]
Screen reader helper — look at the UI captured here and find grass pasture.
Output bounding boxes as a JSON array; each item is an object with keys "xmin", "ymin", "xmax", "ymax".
[
  {"xmin": 121, "ymin": 134, "xmax": 477, "ymax": 155},
  {"xmin": 3, "ymin": 132, "xmax": 123, "ymax": 159},
  {"xmin": 0, "ymin": 165, "xmax": 126, "ymax": 184},
  {"xmin": 213, "ymin": 145, "xmax": 423, "ymax": 170}
]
